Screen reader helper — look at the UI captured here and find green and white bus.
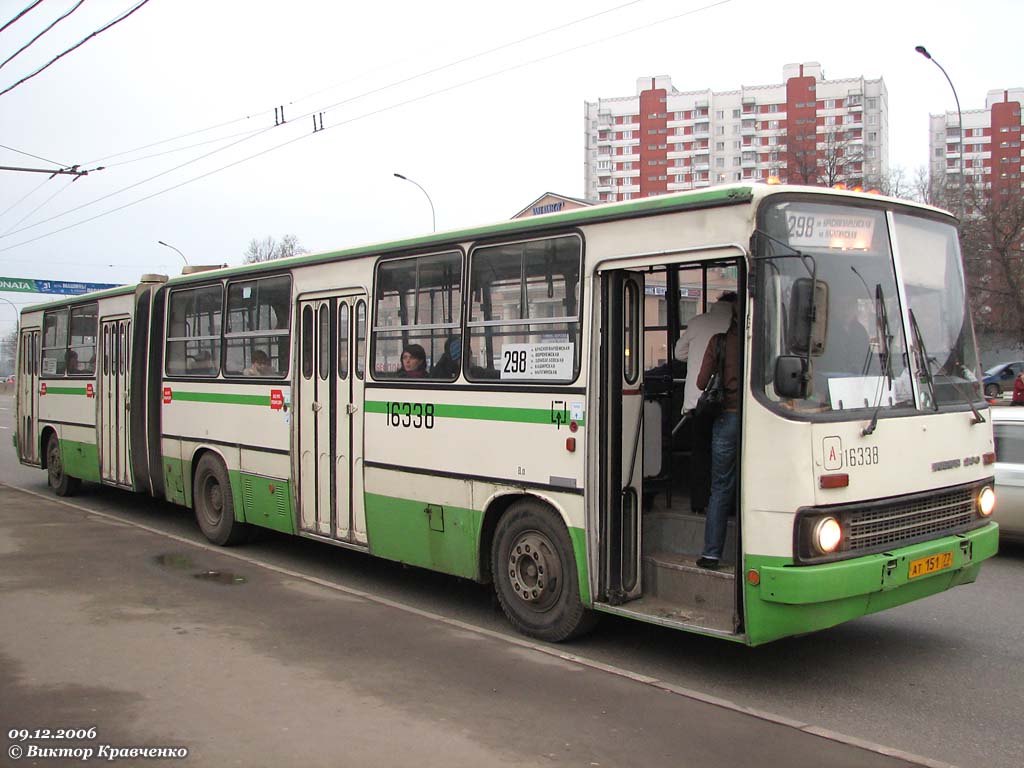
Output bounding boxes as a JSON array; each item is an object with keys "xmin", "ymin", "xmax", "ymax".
[{"xmin": 14, "ymin": 184, "xmax": 1000, "ymax": 645}]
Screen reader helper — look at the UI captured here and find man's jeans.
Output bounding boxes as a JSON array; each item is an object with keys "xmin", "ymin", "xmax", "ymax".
[{"xmin": 702, "ymin": 411, "xmax": 739, "ymax": 560}]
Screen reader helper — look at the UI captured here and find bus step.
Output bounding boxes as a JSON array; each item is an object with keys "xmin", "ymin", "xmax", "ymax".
[
  {"xmin": 642, "ymin": 511, "xmax": 736, "ymax": 562},
  {"xmin": 642, "ymin": 551, "xmax": 735, "ymax": 620}
]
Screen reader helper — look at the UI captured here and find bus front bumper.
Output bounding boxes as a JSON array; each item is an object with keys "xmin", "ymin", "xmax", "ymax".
[{"xmin": 742, "ymin": 523, "xmax": 999, "ymax": 645}]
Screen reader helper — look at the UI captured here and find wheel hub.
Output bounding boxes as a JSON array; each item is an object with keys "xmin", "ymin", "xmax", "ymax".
[{"xmin": 507, "ymin": 531, "xmax": 560, "ymax": 605}]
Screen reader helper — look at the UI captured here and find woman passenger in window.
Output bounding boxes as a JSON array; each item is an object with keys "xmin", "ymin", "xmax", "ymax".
[{"xmin": 398, "ymin": 344, "xmax": 427, "ymax": 378}]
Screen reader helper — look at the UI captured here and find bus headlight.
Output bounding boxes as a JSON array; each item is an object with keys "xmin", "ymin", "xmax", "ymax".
[
  {"xmin": 813, "ymin": 516, "xmax": 843, "ymax": 554},
  {"xmin": 977, "ymin": 486, "xmax": 996, "ymax": 517}
]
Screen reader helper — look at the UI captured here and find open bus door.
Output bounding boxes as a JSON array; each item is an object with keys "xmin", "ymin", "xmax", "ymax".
[
  {"xmin": 598, "ymin": 270, "xmax": 644, "ymax": 604},
  {"xmin": 17, "ymin": 329, "xmax": 40, "ymax": 465}
]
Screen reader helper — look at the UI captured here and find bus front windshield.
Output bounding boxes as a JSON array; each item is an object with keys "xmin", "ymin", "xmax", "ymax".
[{"xmin": 757, "ymin": 199, "xmax": 982, "ymax": 417}]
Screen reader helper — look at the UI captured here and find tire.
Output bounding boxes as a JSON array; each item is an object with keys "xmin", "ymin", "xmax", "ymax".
[
  {"xmin": 46, "ymin": 433, "xmax": 80, "ymax": 497},
  {"xmin": 491, "ymin": 500, "xmax": 596, "ymax": 642},
  {"xmin": 985, "ymin": 384, "xmax": 1000, "ymax": 398},
  {"xmin": 193, "ymin": 454, "xmax": 249, "ymax": 546}
]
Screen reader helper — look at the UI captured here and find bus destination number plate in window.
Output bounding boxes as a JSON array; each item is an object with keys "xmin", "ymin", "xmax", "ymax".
[{"xmin": 908, "ymin": 551, "xmax": 953, "ymax": 579}]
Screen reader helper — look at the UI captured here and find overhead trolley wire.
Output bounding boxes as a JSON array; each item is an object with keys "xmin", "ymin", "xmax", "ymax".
[
  {"xmin": 82, "ymin": 0, "xmax": 643, "ymax": 169},
  {"xmin": 0, "ymin": 0, "xmax": 45, "ymax": 35},
  {"xmin": 0, "ymin": 142, "xmax": 71, "ymax": 169},
  {"xmin": 0, "ymin": 0, "xmax": 88, "ymax": 73},
  {"xmin": 0, "ymin": 0, "xmax": 153, "ymax": 98},
  {"xmin": 0, "ymin": 0, "xmax": 731, "ymax": 254},
  {"xmin": 1, "ymin": 0, "xmax": 649, "ymax": 239},
  {"xmin": 0, "ymin": 175, "xmax": 50, "ymax": 222},
  {"xmin": 1, "ymin": 175, "xmax": 79, "ymax": 235}
]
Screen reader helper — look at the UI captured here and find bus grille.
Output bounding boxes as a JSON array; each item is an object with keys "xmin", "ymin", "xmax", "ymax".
[{"xmin": 842, "ymin": 486, "xmax": 977, "ymax": 553}]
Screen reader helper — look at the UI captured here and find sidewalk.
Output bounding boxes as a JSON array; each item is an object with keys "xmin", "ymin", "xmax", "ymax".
[{"xmin": 0, "ymin": 484, "xmax": 925, "ymax": 768}]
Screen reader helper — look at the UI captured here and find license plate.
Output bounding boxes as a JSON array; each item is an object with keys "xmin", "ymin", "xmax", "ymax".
[{"xmin": 908, "ymin": 551, "xmax": 954, "ymax": 579}]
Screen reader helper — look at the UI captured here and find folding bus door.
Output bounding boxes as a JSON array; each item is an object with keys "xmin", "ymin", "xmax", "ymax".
[
  {"xmin": 297, "ymin": 293, "xmax": 367, "ymax": 546},
  {"xmin": 598, "ymin": 270, "xmax": 645, "ymax": 604},
  {"xmin": 100, "ymin": 318, "xmax": 132, "ymax": 486},
  {"xmin": 17, "ymin": 330, "xmax": 40, "ymax": 464}
]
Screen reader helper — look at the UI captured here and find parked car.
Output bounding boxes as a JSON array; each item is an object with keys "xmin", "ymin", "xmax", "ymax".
[
  {"xmin": 3, "ymin": 374, "xmax": 14, "ymax": 384},
  {"xmin": 991, "ymin": 406, "xmax": 1024, "ymax": 543},
  {"xmin": 983, "ymin": 361, "xmax": 1024, "ymax": 398}
]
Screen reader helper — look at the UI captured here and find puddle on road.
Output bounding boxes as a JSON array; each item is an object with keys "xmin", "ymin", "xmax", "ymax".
[{"xmin": 153, "ymin": 553, "xmax": 247, "ymax": 585}]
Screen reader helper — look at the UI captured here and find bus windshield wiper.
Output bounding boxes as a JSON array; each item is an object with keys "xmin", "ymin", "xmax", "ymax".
[
  {"xmin": 908, "ymin": 310, "xmax": 985, "ymax": 425},
  {"xmin": 862, "ymin": 283, "xmax": 894, "ymax": 436}
]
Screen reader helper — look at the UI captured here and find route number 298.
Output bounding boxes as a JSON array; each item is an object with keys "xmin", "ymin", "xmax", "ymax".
[{"xmin": 503, "ymin": 349, "xmax": 528, "ymax": 374}]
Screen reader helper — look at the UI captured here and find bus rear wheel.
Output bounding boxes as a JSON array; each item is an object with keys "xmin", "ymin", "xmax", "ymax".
[
  {"xmin": 491, "ymin": 500, "xmax": 595, "ymax": 642},
  {"xmin": 193, "ymin": 454, "xmax": 249, "ymax": 546},
  {"xmin": 46, "ymin": 433, "xmax": 80, "ymax": 497}
]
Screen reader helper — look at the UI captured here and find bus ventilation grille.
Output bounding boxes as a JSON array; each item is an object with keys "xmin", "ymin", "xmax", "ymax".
[{"xmin": 842, "ymin": 487, "xmax": 977, "ymax": 553}]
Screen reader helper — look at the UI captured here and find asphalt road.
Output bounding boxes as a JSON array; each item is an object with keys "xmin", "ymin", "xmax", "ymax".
[{"xmin": 1, "ymin": 391, "xmax": 1022, "ymax": 768}]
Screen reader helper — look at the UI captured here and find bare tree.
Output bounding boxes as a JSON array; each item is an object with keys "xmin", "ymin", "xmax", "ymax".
[
  {"xmin": 960, "ymin": 180, "xmax": 1024, "ymax": 342},
  {"xmin": 873, "ymin": 166, "xmax": 913, "ymax": 200},
  {"xmin": 1, "ymin": 327, "xmax": 17, "ymax": 376},
  {"xmin": 784, "ymin": 127, "xmax": 865, "ymax": 188},
  {"xmin": 244, "ymin": 234, "xmax": 308, "ymax": 264}
]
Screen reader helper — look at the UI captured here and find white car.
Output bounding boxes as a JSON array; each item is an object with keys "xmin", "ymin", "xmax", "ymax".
[{"xmin": 991, "ymin": 406, "xmax": 1024, "ymax": 543}]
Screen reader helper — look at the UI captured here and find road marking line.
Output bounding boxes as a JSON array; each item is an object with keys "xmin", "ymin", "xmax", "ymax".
[{"xmin": 0, "ymin": 481, "xmax": 958, "ymax": 768}]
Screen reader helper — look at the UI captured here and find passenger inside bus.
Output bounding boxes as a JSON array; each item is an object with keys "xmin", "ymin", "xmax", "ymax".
[
  {"xmin": 398, "ymin": 344, "xmax": 427, "ymax": 378},
  {"xmin": 244, "ymin": 350, "xmax": 274, "ymax": 377},
  {"xmin": 674, "ymin": 292, "xmax": 736, "ymax": 514},
  {"xmin": 430, "ymin": 336, "xmax": 461, "ymax": 378}
]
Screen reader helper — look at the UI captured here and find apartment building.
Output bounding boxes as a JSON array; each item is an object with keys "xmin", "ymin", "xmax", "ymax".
[
  {"xmin": 928, "ymin": 88, "xmax": 1024, "ymax": 201},
  {"xmin": 583, "ymin": 63, "xmax": 888, "ymax": 202}
]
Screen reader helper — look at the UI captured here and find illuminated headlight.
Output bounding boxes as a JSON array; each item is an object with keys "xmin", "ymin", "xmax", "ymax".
[
  {"xmin": 977, "ymin": 486, "xmax": 996, "ymax": 517},
  {"xmin": 813, "ymin": 516, "xmax": 843, "ymax": 554}
]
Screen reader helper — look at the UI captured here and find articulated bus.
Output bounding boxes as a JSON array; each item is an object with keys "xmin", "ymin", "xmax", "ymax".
[{"xmin": 14, "ymin": 184, "xmax": 1000, "ymax": 645}]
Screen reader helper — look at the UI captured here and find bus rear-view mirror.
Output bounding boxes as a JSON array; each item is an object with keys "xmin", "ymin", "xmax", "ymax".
[
  {"xmin": 788, "ymin": 277, "xmax": 829, "ymax": 356},
  {"xmin": 774, "ymin": 356, "xmax": 809, "ymax": 399}
]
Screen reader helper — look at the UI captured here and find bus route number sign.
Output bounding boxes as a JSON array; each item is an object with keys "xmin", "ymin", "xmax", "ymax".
[
  {"xmin": 501, "ymin": 343, "xmax": 573, "ymax": 380},
  {"xmin": 785, "ymin": 209, "xmax": 875, "ymax": 250}
]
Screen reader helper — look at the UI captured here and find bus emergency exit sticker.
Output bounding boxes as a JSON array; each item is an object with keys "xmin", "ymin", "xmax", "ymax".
[
  {"xmin": 270, "ymin": 390, "xmax": 284, "ymax": 410},
  {"xmin": 163, "ymin": 387, "xmax": 172, "ymax": 404},
  {"xmin": 86, "ymin": 383, "xmax": 94, "ymax": 398}
]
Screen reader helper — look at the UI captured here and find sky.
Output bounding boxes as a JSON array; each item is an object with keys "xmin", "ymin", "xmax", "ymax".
[{"xmin": 0, "ymin": 0, "xmax": 1022, "ymax": 335}]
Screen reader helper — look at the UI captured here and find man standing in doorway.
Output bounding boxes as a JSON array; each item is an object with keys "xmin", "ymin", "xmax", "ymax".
[
  {"xmin": 694, "ymin": 300, "xmax": 740, "ymax": 570},
  {"xmin": 674, "ymin": 291, "xmax": 736, "ymax": 513}
]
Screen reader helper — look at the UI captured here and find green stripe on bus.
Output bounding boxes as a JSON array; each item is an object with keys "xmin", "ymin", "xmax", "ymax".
[
  {"xmin": 45, "ymin": 387, "xmax": 89, "ymax": 395},
  {"xmin": 170, "ymin": 391, "xmax": 271, "ymax": 406},
  {"xmin": 365, "ymin": 400, "xmax": 585, "ymax": 426}
]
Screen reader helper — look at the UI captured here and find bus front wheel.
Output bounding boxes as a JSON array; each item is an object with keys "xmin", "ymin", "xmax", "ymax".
[
  {"xmin": 193, "ymin": 454, "xmax": 249, "ymax": 546},
  {"xmin": 46, "ymin": 433, "xmax": 80, "ymax": 497},
  {"xmin": 491, "ymin": 500, "xmax": 595, "ymax": 642}
]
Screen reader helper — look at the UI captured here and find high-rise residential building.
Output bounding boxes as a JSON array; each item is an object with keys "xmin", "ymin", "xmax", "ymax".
[
  {"xmin": 928, "ymin": 88, "xmax": 1024, "ymax": 201},
  {"xmin": 583, "ymin": 63, "xmax": 888, "ymax": 202}
]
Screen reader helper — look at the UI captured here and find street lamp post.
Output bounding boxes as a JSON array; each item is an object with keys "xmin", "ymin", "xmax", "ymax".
[
  {"xmin": 393, "ymin": 173, "xmax": 436, "ymax": 233},
  {"xmin": 157, "ymin": 240, "xmax": 189, "ymax": 265},
  {"xmin": 915, "ymin": 45, "xmax": 965, "ymax": 219}
]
